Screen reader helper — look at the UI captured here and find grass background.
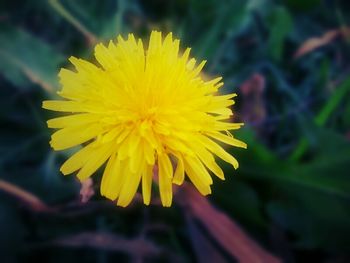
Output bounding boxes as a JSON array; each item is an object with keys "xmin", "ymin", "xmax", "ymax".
[{"xmin": 1, "ymin": 0, "xmax": 350, "ymax": 262}]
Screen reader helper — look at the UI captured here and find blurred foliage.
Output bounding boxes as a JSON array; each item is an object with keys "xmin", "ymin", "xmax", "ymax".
[{"xmin": 1, "ymin": 0, "xmax": 350, "ymax": 262}]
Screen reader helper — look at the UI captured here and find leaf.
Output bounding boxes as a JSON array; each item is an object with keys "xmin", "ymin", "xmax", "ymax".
[
  {"xmin": 238, "ymin": 129, "xmax": 350, "ymax": 250},
  {"xmin": 236, "ymin": 129, "xmax": 277, "ymax": 163},
  {"xmin": 178, "ymin": 184, "xmax": 281, "ymax": 263},
  {"xmin": 99, "ymin": 0, "xmax": 128, "ymax": 40},
  {"xmin": 245, "ymin": 134, "xmax": 350, "ymax": 198},
  {"xmin": 290, "ymin": 74, "xmax": 350, "ymax": 161},
  {"xmin": 267, "ymin": 192, "xmax": 350, "ymax": 250},
  {"xmin": 315, "ymin": 75, "xmax": 350, "ymax": 126},
  {"xmin": 50, "ymin": 0, "xmax": 131, "ymax": 42},
  {"xmin": 194, "ymin": 0, "xmax": 249, "ymax": 60},
  {"xmin": 48, "ymin": 0, "xmax": 97, "ymax": 45},
  {"xmin": 0, "ymin": 24, "xmax": 64, "ymax": 92},
  {"xmin": 212, "ymin": 179, "xmax": 267, "ymax": 231},
  {"xmin": 267, "ymin": 7, "xmax": 293, "ymax": 61}
]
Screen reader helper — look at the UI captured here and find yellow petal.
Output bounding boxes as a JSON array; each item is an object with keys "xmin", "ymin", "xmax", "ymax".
[
  {"xmin": 129, "ymin": 143, "xmax": 143, "ymax": 173},
  {"xmin": 100, "ymin": 154, "xmax": 116, "ymax": 196},
  {"xmin": 101, "ymin": 156, "xmax": 125, "ymax": 200},
  {"xmin": 47, "ymin": 114, "xmax": 99, "ymax": 128},
  {"xmin": 191, "ymin": 142, "xmax": 225, "ymax": 180},
  {"xmin": 163, "ymin": 137, "xmax": 194, "ymax": 156},
  {"xmin": 190, "ymin": 60, "xmax": 206, "ymax": 77},
  {"xmin": 128, "ymin": 130, "xmax": 141, "ymax": 157},
  {"xmin": 184, "ymin": 155, "xmax": 213, "ymax": 185},
  {"xmin": 199, "ymin": 135, "xmax": 239, "ymax": 169},
  {"xmin": 207, "ymin": 132, "xmax": 247, "ymax": 149},
  {"xmin": 173, "ymin": 154, "xmax": 184, "ymax": 185},
  {"xmin": 158, "ymin": 153, "xmax": 174, "ymax": 206},
  {"xmin": 214, "ymin": 122, "xmax": 244, "ymax": 131},
  {"xmin": 143, "ymin": 140, "xmax": 155, "ymax": 165},
  {"xmin": 50, "ymin": 124, "xmax": 102, "ymax": 150},
  {"xmin": 117, "ymin": 163, "xmax": 143, "ymax": 207},
  {"xmin": 142, "ymin": 165, "xmax": 153, "ymax": 205},
  {"xmin": 207, "ymin": 108, "xmax": 233, "ymax": 116},
  {"xmin": 76, "ymin": 143, "xmax": 114, "ymax": 180},
  {"xmin": 42, "ymin": 100, "xmax": 85, "ymax": 112},
  {"xmin": 101, "ymin": 126, "xmax": 123, "ymax": 143},
  {"xmin": 94, "ymin": 43, "xmax": 115, "ymax": 71},
  {"xmin": 183, "ymin": 158, "xmax": 211, "ymax": 196},
  {"xmin": 60, "ymin": 142, "xmax": 95, "ymax": 175},
  {"xmin": 158, "ymin": 153, "xmax": 173, "ymax": 179},
  {"xmin": 117, "ymin": 131, "xmax": 135, "ymax": 161}
]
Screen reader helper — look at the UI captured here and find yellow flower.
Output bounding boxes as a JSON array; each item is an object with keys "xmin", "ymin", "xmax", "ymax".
[{"xmin": 43, "ymin": 31, "xmax": 246, "ymax": 207}]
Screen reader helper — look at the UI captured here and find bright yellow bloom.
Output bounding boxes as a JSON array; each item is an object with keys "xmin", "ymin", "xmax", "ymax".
[{"xmin": 43, "ymin": 31, "xmax": 246, "ymax": 207}]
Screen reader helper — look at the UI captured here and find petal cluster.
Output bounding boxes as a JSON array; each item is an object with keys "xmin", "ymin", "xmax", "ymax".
[{"xmin": 43, "ymin": 31, "xmax": 246, "ymax": 207}]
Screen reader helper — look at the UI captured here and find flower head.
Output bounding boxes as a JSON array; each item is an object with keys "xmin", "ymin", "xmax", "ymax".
[{"xmin": 43, "ymin": 31, "xmax": 246, "ymax": 207}]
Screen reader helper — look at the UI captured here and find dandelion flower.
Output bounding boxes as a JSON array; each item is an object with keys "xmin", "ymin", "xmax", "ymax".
[{"xmin": 43, "ymin": 31, "xmax": 246, "ymax": 207}]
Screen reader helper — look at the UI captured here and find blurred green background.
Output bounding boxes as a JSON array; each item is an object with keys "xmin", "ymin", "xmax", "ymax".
[{"xmin": 1, "ymin": 0, "xmax": 350, "ymax": 262}]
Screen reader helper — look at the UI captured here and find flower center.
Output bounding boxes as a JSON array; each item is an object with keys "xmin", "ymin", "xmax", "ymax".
[{"xmin": 140, "ymin": 107, "xmax": 158, "ymax": 121}]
